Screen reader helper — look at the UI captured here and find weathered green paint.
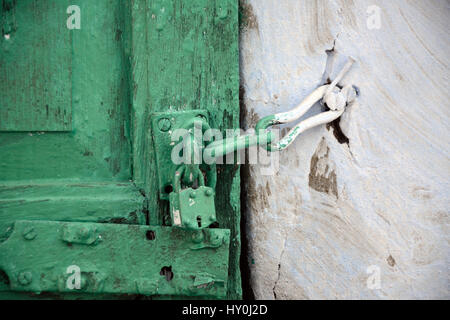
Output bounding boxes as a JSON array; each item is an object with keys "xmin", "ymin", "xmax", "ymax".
[
  {"xmin": 170, "ymin": 185, "xmax": 216, "ymax": 230},
  {"xmin": 1, "ymin": 220, "xmax": 230, "ymax": 298},
  {"xmin": 0, "ymin": 0, "xmax": 241, "ymax": 299},
  {"xmin": 0, "ymin": 0, "xmax": 72, "ymax": 131},
  {"xmin": 150, "ymin": 110, "xmax": 216, "ymax": 200},
  {"xmin": 204, "ymin": 128, "xmax": 273, "ymax": 158},
  {"xmin": 0, "ymin": 0, "xmax": 141, "ymax": 299},
  {"xmin": 0, "ymin": 182, "xmax": 146, "ymax": 243},
  {"xmin": 0, "ymin": 0, "xmax": 132, "ymax": 181},
  {"xmin": 130, "ymin": 0, "xmax": 241, "ymax": 298},
  {"xmin": 254, "ymin": 115, "xmax": 277, "ymax": 132}
]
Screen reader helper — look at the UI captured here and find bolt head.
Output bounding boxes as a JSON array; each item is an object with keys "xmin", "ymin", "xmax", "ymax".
[
  {"xmin": 190, "ymin": 191, "xmax": 196, "ymax": 199},
  {"xmin": 22, "ymin": 227, "xmax": 37, "ymax": 240},
  {"xmin": 210, "ymin": 234, "xmax": 222, "ymax": 246},
  {"xmin": 78, "ymin": 227, "xmax": 90, "ymax": 239},
  {"xmin": 18, "ymin": 271, "xmax": 32, "ymax": 285},
  {"xmin": 192, "ymin": 231, "xmax": 204, "ymax": 243},
  {"xmin": 205, "ymin": 189, "xmax": 213, "ymax": 197},
  {"xmin": 158, "ymin": 118, "xmax": 172, "ymax": 132}
]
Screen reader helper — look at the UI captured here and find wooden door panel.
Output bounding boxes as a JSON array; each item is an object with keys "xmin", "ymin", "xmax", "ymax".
[
  {"xmin": 0, "ymin": 0, "xmax": 241, "ymax": 299},
  {"xmin": 0, "ymin": 1, "xmax": 131, "ymax": 182},
  {"xmin": 0, "ymin": 3, "xmax": 141, "ymax": 248},
  {"xmin": 0, "ymin": 0, "xmax": 72, "ymax": 132}
]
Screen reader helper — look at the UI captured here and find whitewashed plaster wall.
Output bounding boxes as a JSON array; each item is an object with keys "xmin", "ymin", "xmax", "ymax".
[{"xmin": 240, "ymin": 0, "xmax": 449, "ymax": 299}]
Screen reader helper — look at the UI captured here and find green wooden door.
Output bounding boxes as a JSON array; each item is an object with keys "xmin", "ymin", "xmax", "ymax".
[{"xmin": 0, "ymin": 0, "xmax": 240, "ymax": 299}]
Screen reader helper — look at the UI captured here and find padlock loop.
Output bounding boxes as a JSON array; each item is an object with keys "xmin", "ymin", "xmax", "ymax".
[{"xmin": 173, "ymin": 165, "xmax": 205, "ymax": 193}]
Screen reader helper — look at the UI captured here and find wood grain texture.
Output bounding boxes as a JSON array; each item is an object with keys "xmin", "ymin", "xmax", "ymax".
[
  {"xmin": 0, "ymin": 0, "xmax": 241, "ymax": 299},
  {"xmin": 0, "ymin": 0, "xmax": 132, "ymax": 181},
  {"xmin": 0, "ymin": 0, "xmax": 72, "ymax": 131},
  {"xmin": 0, "ymin": 182, "xmax": 146, "ymax": 242},
  {"xmin": 1, "ymin": 221, "xmax": 230, "ymax": 297},
  {"xmin": 0, "ymin": 1, "xmax": 142, "ymax": 299},
  {"xmin": 130, "ymin": 0, "xmax": 241, "ymax": 298}
]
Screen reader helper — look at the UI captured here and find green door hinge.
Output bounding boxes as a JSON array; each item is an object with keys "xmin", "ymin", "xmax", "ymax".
[{"xmin": 0, "ymin": 220, "xmax": 230, "ymax": 297}]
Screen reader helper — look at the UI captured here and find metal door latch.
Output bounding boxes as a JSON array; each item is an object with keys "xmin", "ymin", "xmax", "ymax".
[
  {"xmin": 150, "ymin": 58, "xmax": 357, "ymax": 230},
  {"xmin": 169, "ymin": 166, "xmax": 216, "ymax": 230}
]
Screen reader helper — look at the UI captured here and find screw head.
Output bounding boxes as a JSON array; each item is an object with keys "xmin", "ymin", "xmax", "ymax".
[
  {"xmin": 189, "ymin": 191, "xmax": 196, "ymax": 199},
  {"xmin": 191, "ymin": 231, "xmax": 204, "ymax": 243},
  {"xmin": 205, "ymin": 189, "xmax": 213, "ymax": 197},
  {"xmin": 158, "ymin": 118, "xmax": 172, "ymax": 132},
  {"xmin": 22, "ymin": 227, "xmax": 37, "ymax": 240},
  {"xmin": 210, "ymin": 234, "xmax": 222, "ymax": 246},
  {"xmin": 18, "ymin": 271, "xmax": 32, "ymax": 285},
  {"xmin": 78, "ymin": 227, "xmax": 90, "ymax": 239}
]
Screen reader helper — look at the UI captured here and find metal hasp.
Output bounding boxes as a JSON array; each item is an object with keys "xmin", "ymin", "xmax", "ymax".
[
  {"xmin": 0, "ymin": 220, "xmax": 230, "ymax": 297},
  {"xmin": 203, "ymin": 58, "xmax": 358, "ymax": 157},
  {"xmin": 151, "ymin": 110, "xmax": 216, "ymax": 201},
  {"xmin": 150, "ymin": 58, "xmax": 358, "ymax": 227},
  {"xmin": 151, "ymin": 110, "xmax": 218, "ymax": 229}
]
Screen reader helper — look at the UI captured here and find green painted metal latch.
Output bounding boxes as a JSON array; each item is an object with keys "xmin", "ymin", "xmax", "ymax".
[{"xmin": 151, "ymin": 110, "xmax": 218, "ymax": 230}]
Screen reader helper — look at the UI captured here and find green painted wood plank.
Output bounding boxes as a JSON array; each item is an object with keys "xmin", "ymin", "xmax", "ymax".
[
  {"xmin": 1, "ymin": 221, "xmax": 230, "ymax": 297},
  {"xmin": 0, "ymin": 182, "xmax": 146, "ymax": 242},
  {"xmin": 130, "ymin": 0, "xmax": 241, "ymax": 299},
  {"xmin": 0, "ymin": 1, "xmax": 142, "ymax": 300},
  {"xmin": 0, "ymin": 0, "xmax": 132, "ymax": 181},
  {"xmin": 0, "ymin": 0, "xmax": 72, "ymax": 131}
]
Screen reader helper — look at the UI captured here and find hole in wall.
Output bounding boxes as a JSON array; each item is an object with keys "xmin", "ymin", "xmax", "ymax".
[
  {"xmin": 208, "ymin": 222, "xmax": 219, "ymax": 228},
  {"xmin": 164, "ymin": 184, "xmax": 173, "ymax": 194},
  {"xmin": 0, "ymin": 269, "xmax": 10, "ymax": 290},
  {"xmin": 145, "ymin": 230, "xmax": 155, "ymax": 240},
  {"xmin": 326, "ymin": 119, "xmax": 349, "ymax": 145},
  {"xmin": 197, "ymin": 216, "xmax": 202, "ymax": 228},
  {"xmin": 321, "ymin": 81, "xmax": 350, "ymax": 146},
  {"xmin": 160, "ymin": 266, "xmax": 173, "ymax": 281}
]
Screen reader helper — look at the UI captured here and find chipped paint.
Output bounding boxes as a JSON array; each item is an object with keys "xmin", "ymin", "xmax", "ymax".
[
  {"xmin": 308, "ymin": 138, "xmax": 338, "ymax": 198},
  {"xmin": 241, "ymin": 0, "xmax": 449, "ymax": 299}
]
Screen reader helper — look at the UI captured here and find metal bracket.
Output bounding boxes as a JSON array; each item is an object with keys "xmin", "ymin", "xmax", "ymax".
[
  {"xmin": 0, "ymin": 220, "xmax": 230, "ymax": 297},
  {"xmin": 150, "ymin": 110, "xmax": 215, "ymax": 200}
]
